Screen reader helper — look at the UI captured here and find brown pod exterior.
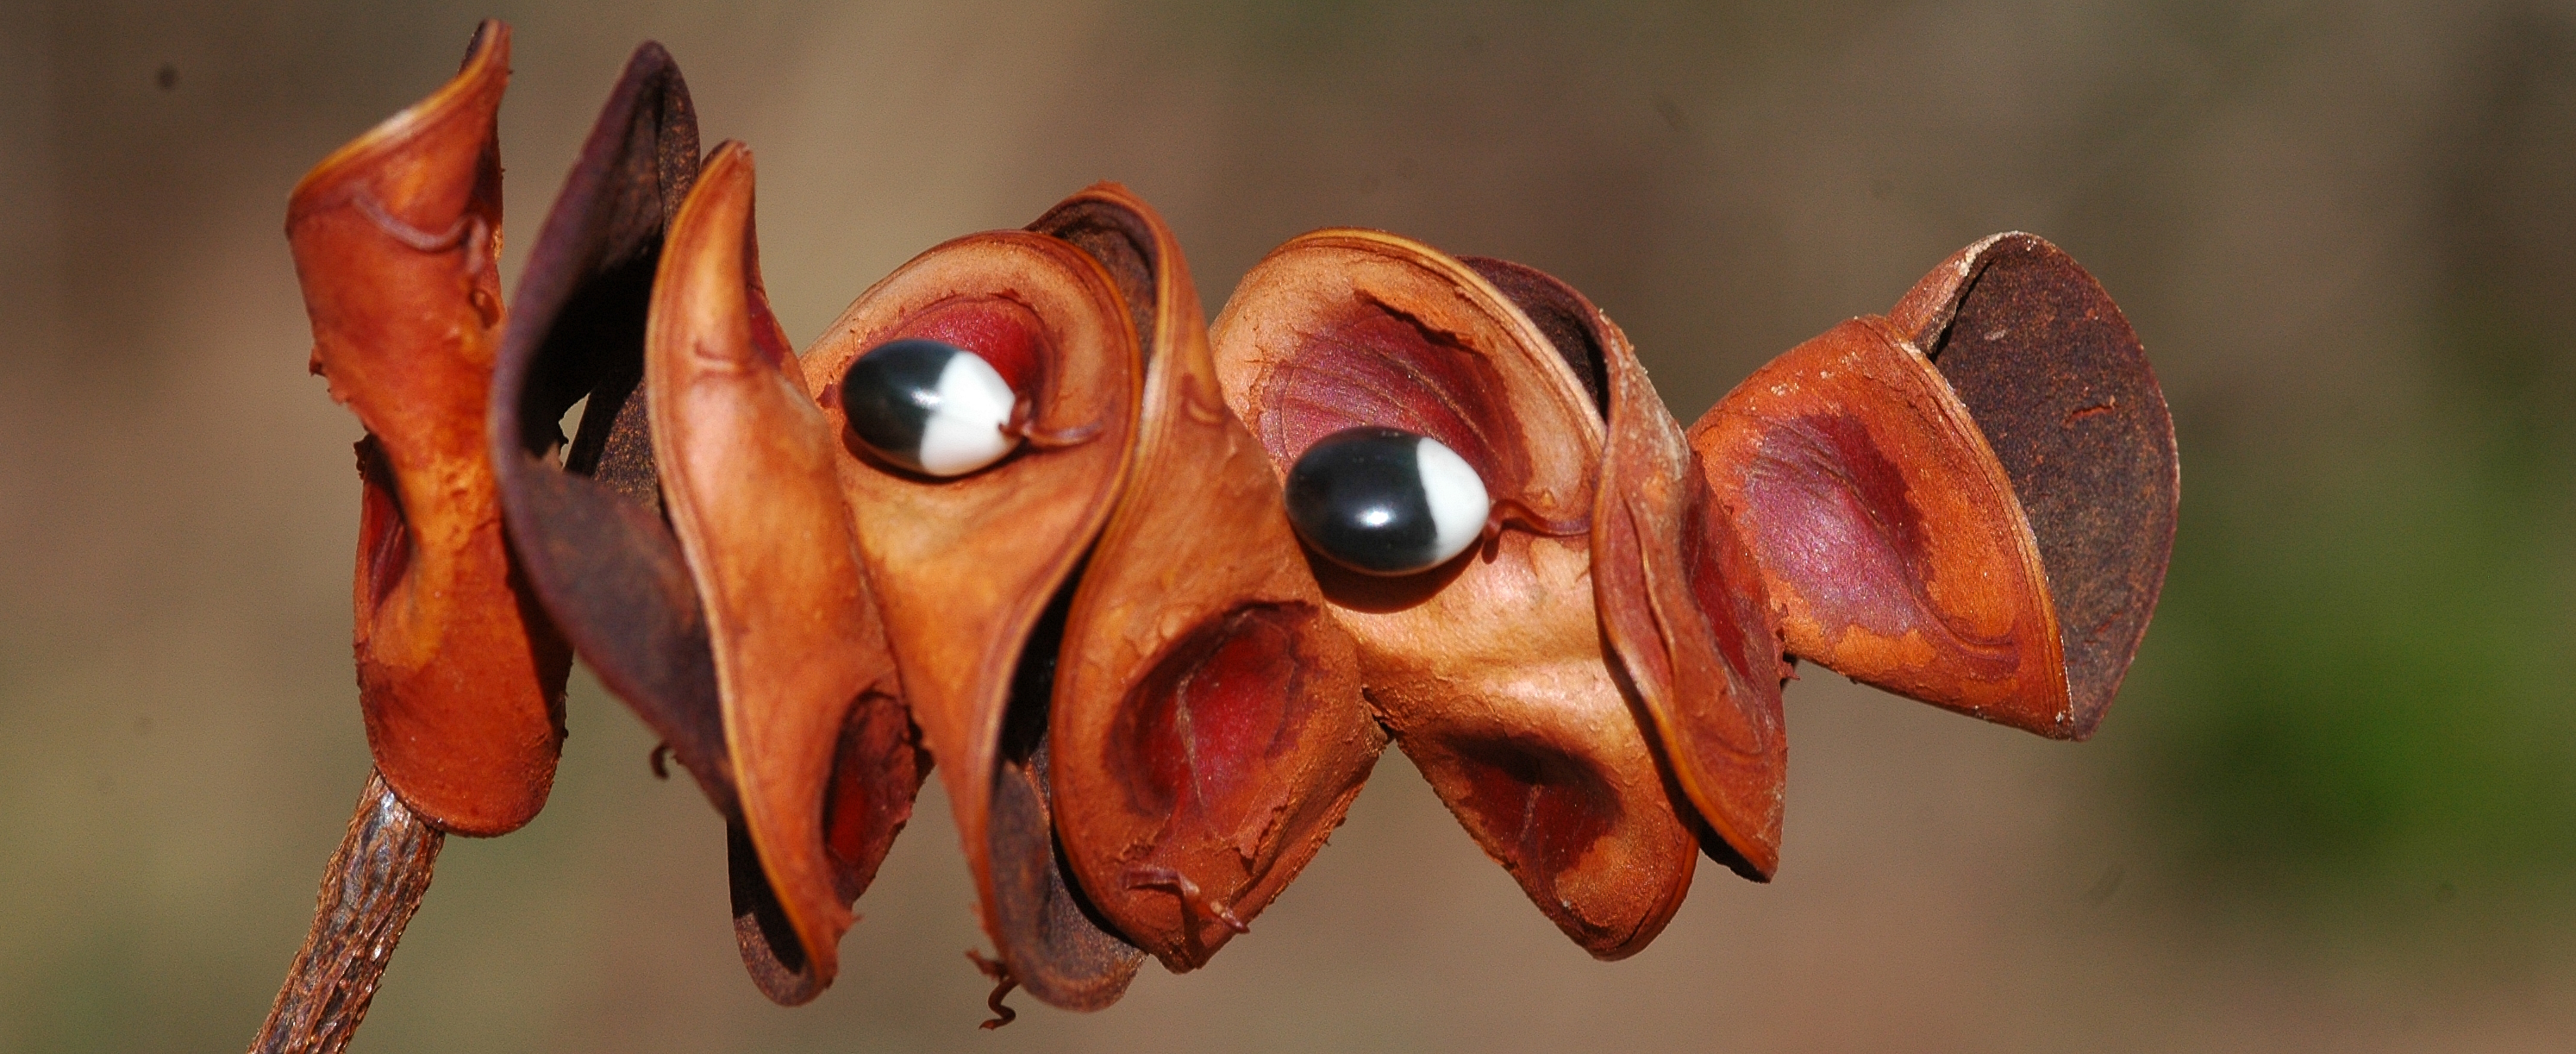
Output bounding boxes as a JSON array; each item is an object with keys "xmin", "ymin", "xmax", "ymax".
[
  {"xmin": 1890, "ymin": 234, "xmax": 2178, "ymax": 735},
  {"xmin": 489, "ymin": 43, "xmax": 719, "ymax": 815},
  {"xmin": 1041, "ymin": 186, "xmax": 1385, "ymax": 972},
  {"xmin": 485, "ymin": 49, "xmax": 916, "ymax": 1007},
  {"xmin": 1210, "ymin": 230, "xmax": 1696, "ymax": 960},
  {"xmin": 1689, "ymin": 233, "xmax": 2173, "ymax": 738},
  {"xmin": 286, "ymin": 22, "xmax": 571, "ymax": 837},
  {"xmin": 803, "ymin": 220, "xmax": 1147, "ymax": 1009},
  {"xmin": 1461, "ymin": 258, "xmax": 1791, "ymax": 881},
  {"xmin": 646, "ymin": 143, "xmax": 925, "ymax": 1005}
]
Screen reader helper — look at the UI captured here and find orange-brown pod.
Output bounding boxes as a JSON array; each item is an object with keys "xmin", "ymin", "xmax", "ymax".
[
  {"xmin": 285, "ymin": 21, "xmax": 570, "ymax": 837},
  {"xmin": 1690, "ymin": 233, "xmax": 2176, "ymax": 738},
  {"xmin": 1460, "ymin": 259, "xmax": 1792, "ymax": 881},
  {"xmin": 1041, "ymin": 187, "xmax": 1386, "ymax": 972},
  {"xmin": 803, "ymin": 209, "xmax": 1146, "ymax": 1010},
  {"xmin": 486, "ymin": 45, "xmax": 720, "ymax": 829},
  {"xmin": 1210, "ymin": 230, "xmax": 1696, "ymax": 959},
  {"xmin": 645, "ymin": 143, "xmax": 923, "ymax": 1004},
  {"xmin": 485, "ymin": 47, "xmax": 928, "ymax": 1007}
]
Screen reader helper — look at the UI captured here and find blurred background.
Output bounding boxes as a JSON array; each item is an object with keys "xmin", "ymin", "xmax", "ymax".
[{"xmin": 5, "ymin": 0, "xmax": 2575, "ymax": 1050}]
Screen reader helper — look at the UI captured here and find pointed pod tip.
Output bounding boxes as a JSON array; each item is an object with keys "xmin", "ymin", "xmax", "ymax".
[{"xmin": 287, "ymin": 21, "xmax": 510, "ymax": 213}]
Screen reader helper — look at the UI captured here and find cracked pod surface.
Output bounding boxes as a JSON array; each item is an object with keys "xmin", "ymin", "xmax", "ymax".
[
  {"xmin": 1690, "ymin": 233, "xmax": 2175, "ymax": 739},
  {"xmin": 1460, "ymin": 258, "xmax": 1791, "ymax": 880},
  {"xmin": 1039, "ymin": 187, "xmax": 1386, "ymax": 973},
  {"xmin": 803, "ymin": 210, "xmax": 1146, "ymax": 1009},
  {"xmin": 1210, "ymin": 230, "xmax": 1696, "ymax": 959},
  {"xmin": 645, "ymin": 143, "xmax": 925, "ymax": 1005},
  {"xmin": 285, "ymin": 22, "xmax": 571, "ymax": 837}
]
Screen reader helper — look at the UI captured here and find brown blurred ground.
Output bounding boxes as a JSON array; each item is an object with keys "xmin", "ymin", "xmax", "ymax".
[{"xmin": 6, "ymin": 1, "xmax": 2576, "ymax": 1051}]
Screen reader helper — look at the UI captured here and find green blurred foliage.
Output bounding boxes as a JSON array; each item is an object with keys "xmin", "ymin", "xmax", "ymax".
[
  {"xmin": 2123, "ymin": 1, "xmax": 2576, "ymax": 930},
  {"xmin": 2135, "ymin": 411, "xmax": 2576, "ymax": 913}
]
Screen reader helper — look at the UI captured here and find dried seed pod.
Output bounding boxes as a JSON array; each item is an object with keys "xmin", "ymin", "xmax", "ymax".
[
  {"xmin": 1460, "ymin": 258, "xmax": 1791, "ymax": 880},
  {"xmin": 486, "ymin": 45, "xmax": 907, "ymax": 1006},
  {"xmin": 488, "ymin": 44, "xmax": 710, "ymax": 808},
  {"xmin": 1891, "ymin": 234, "xmax": 2179, "ymax": 733},
  {"xmin": 803, "ymin": 206, "xmax": 1147, "ymax": 1009},
  {"xmin": 1210, "ymin": 230, "xmax": 1696, "ymax": 959},
  {"xmin": 1689, "ymin": 233, "xmax": 2176, "ymax": 738},
  {"xmin": 1038, "ymin": 187, "xmax": 1387, "ymax": 972},
  {"xmin": 645, "ymin": 142, "xmax": 925, "ymax": 1004},
  {"xmin": 285, "ymin": 21, "xmax": 571, "ymax": 837}
]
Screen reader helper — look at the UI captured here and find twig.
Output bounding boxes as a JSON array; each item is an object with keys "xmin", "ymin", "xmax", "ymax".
[{"xmin": 248, "ymin": 769, "xmax": 444, "ymax": 1054}]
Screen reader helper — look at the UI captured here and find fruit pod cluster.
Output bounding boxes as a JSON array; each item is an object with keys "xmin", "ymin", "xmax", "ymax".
[{"xmin": 284, "ymin": 22, "xmax": 2176, "ymax": 1026}]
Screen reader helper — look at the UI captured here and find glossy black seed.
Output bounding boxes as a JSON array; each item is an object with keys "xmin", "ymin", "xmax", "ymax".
[
  {"xmin": 1285, "ymin": 426, "xmax": 1466, "ymax": 575},
  {"xmin": 840, "ymin": 338, "xmax": 954, "ymax": 469},
  {"xmin": 838, "ymin": 337, "xmax": 1023, "ymax": 477}
]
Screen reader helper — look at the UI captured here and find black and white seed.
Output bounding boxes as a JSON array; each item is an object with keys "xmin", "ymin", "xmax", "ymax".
[
  {"xmin": 839, "ymin": 338, "xmax": 1019, "ymax": 477},
  {"xmin": 1284, "ymin": 426, "xmax": 1491, "ymax": 576}
]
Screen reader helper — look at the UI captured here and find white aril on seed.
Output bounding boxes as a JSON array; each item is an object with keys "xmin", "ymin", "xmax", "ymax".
[
  {"xmin": 839, "ymin": 338, "xmax": 1021, "ymax": 477},
  {"xmin": 914, "ymin": 352, "xmax": 1016, "ymax": 475},
  {"xmin": 1415, "ymin": 436, "xmax": 1488, "ymax": 564},
  {"xmin": 1283, "ymin": 426, "xmax": 1491, "ymax": 575}
]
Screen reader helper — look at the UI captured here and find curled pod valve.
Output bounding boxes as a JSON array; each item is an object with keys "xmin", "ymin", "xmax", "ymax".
[
  {"xmin": 803, "ymin": 198, "xmax": 1149, "ymax": 1012},
  {"xmin": 285, "ymin": 21, "xmax": 571, "ymax": 837},
  {"xmin": 1689, "ymin": 233, "xmax": 2177, "ymax": 740},
  {"xmin": 1037, "ymin": 186, "xmax": 1386, "ymax": 976},
  {"xmin": 644, "ymin": 142, "xmax": 925, "ymax": 1005},
  {"xmin": 1210, "ymin": 229, "xmax": 1703, "ymax": 959},
  {"xmin": 485, "ymin": 46, "xmax": 923, "ymax": 1007},
  {"xmin": 1460, "ymin": 255, "xmax": 1792, "ymax": 881},
  {"xmin": 807, "ymin": 184, "xmax": 1389, "ymax": 1005}
]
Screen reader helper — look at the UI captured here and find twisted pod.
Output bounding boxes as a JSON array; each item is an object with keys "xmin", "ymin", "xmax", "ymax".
[{"xmin": 259, "ymin": 23, "xmax": 2174, "ymax": 1047}]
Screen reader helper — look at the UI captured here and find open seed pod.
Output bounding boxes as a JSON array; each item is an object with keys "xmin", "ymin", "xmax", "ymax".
[
  {"xmin": 488, "ymin": 42, "xmax": 712, "ymax": 810},
  {"xmin": 486, "ymin": 45, "xmax": 905, "ymax": 1006},
  {"xmin": 1210, "ymin": 230, "xmax": 1697, "ymax": 959},
  {"xmin": 1039, "ymin": 187, "xmax": 1386, "ymax": 972},
  {"xmin": 1688, "ymin": 233, "xmax": 2176, "ymax": 738},
  {"xmin": 644, "ymin": 141, "xmax": 925, "ymax": 1004},
  {"xmin": 285, "ymin": 21, "xmax": 571, "ymax": 837},
  {"xmin": 802, "ymin": 199, "xmax": 1147, "ymax": 1010},
  {"xmin": 1460, "ymin": 259, "xmax": 1792, "ymax": 880}
]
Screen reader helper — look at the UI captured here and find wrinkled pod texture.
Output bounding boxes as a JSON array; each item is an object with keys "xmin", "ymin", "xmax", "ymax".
[
  {"xmin": 794, "ymin": 185, "xmax": 1385, "ymax": 1008},
  {"xmin": 285, "ymin": 19, "xmax": 2176, "ymax": 1025},
  {"xmin": 801, "ymin": 198, "xmax": 1150, "ymax": 1011},
  {"xmin": 1210, "ymin": 228, "xmax": 2176, "ymax": 958},
  {"xmin": 1210, "ymin": 230, "xmax": 1710, "ymax": 958},
  {"xmin": 1688, "ymin": 233, "xmax": 2176, "ymax": 741},
  {"xmin": 284, "ymin": 20, "xmax": 570, "ymax": 838},
  {"xmin": 485, "ymin": 42, "xmax": 926, "ymax": 1006},
  {"xmin": 1036, "ymin": 187, "xmax": 1386, "ymax": 976}
]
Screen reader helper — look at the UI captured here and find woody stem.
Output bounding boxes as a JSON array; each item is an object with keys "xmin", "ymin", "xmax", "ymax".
[{"xmin": 247, "ymin": 769, "xmax": 444, "ymax": 1054}]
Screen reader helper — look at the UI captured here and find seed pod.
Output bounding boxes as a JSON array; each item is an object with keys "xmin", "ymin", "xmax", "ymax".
[
  {"xmin": 644, "ymin": 142, "xmax": 925, "ymax": 1004},
  {"xmin": 488, "ymin": 46, "xmax": 710, "ymax": 819},
  {"xmin": 803, "ymin": 203, "xmax": 1147, "ymax": 1009},
  {"xmin": 1461, "ymin": 258, "xmax": 1791, "ymax": 880},
  {"xmin": 1037, "ymin": 186, "xmax": 1387, "ymax": 973},
  {"xmin": 486, "ymin": 46, "xmax": 919, "ymax": 1006},
  {"xmin": 285, "ymin": 21, "xmax": 571, "ymax": 837},
  {"xmin": 1689, "ymin": 234, "xmax": 2176, "ymax": 739},
  {"xmin": 1210, "ymin": 230, "xmax": 1697, "ymax": 959}
]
